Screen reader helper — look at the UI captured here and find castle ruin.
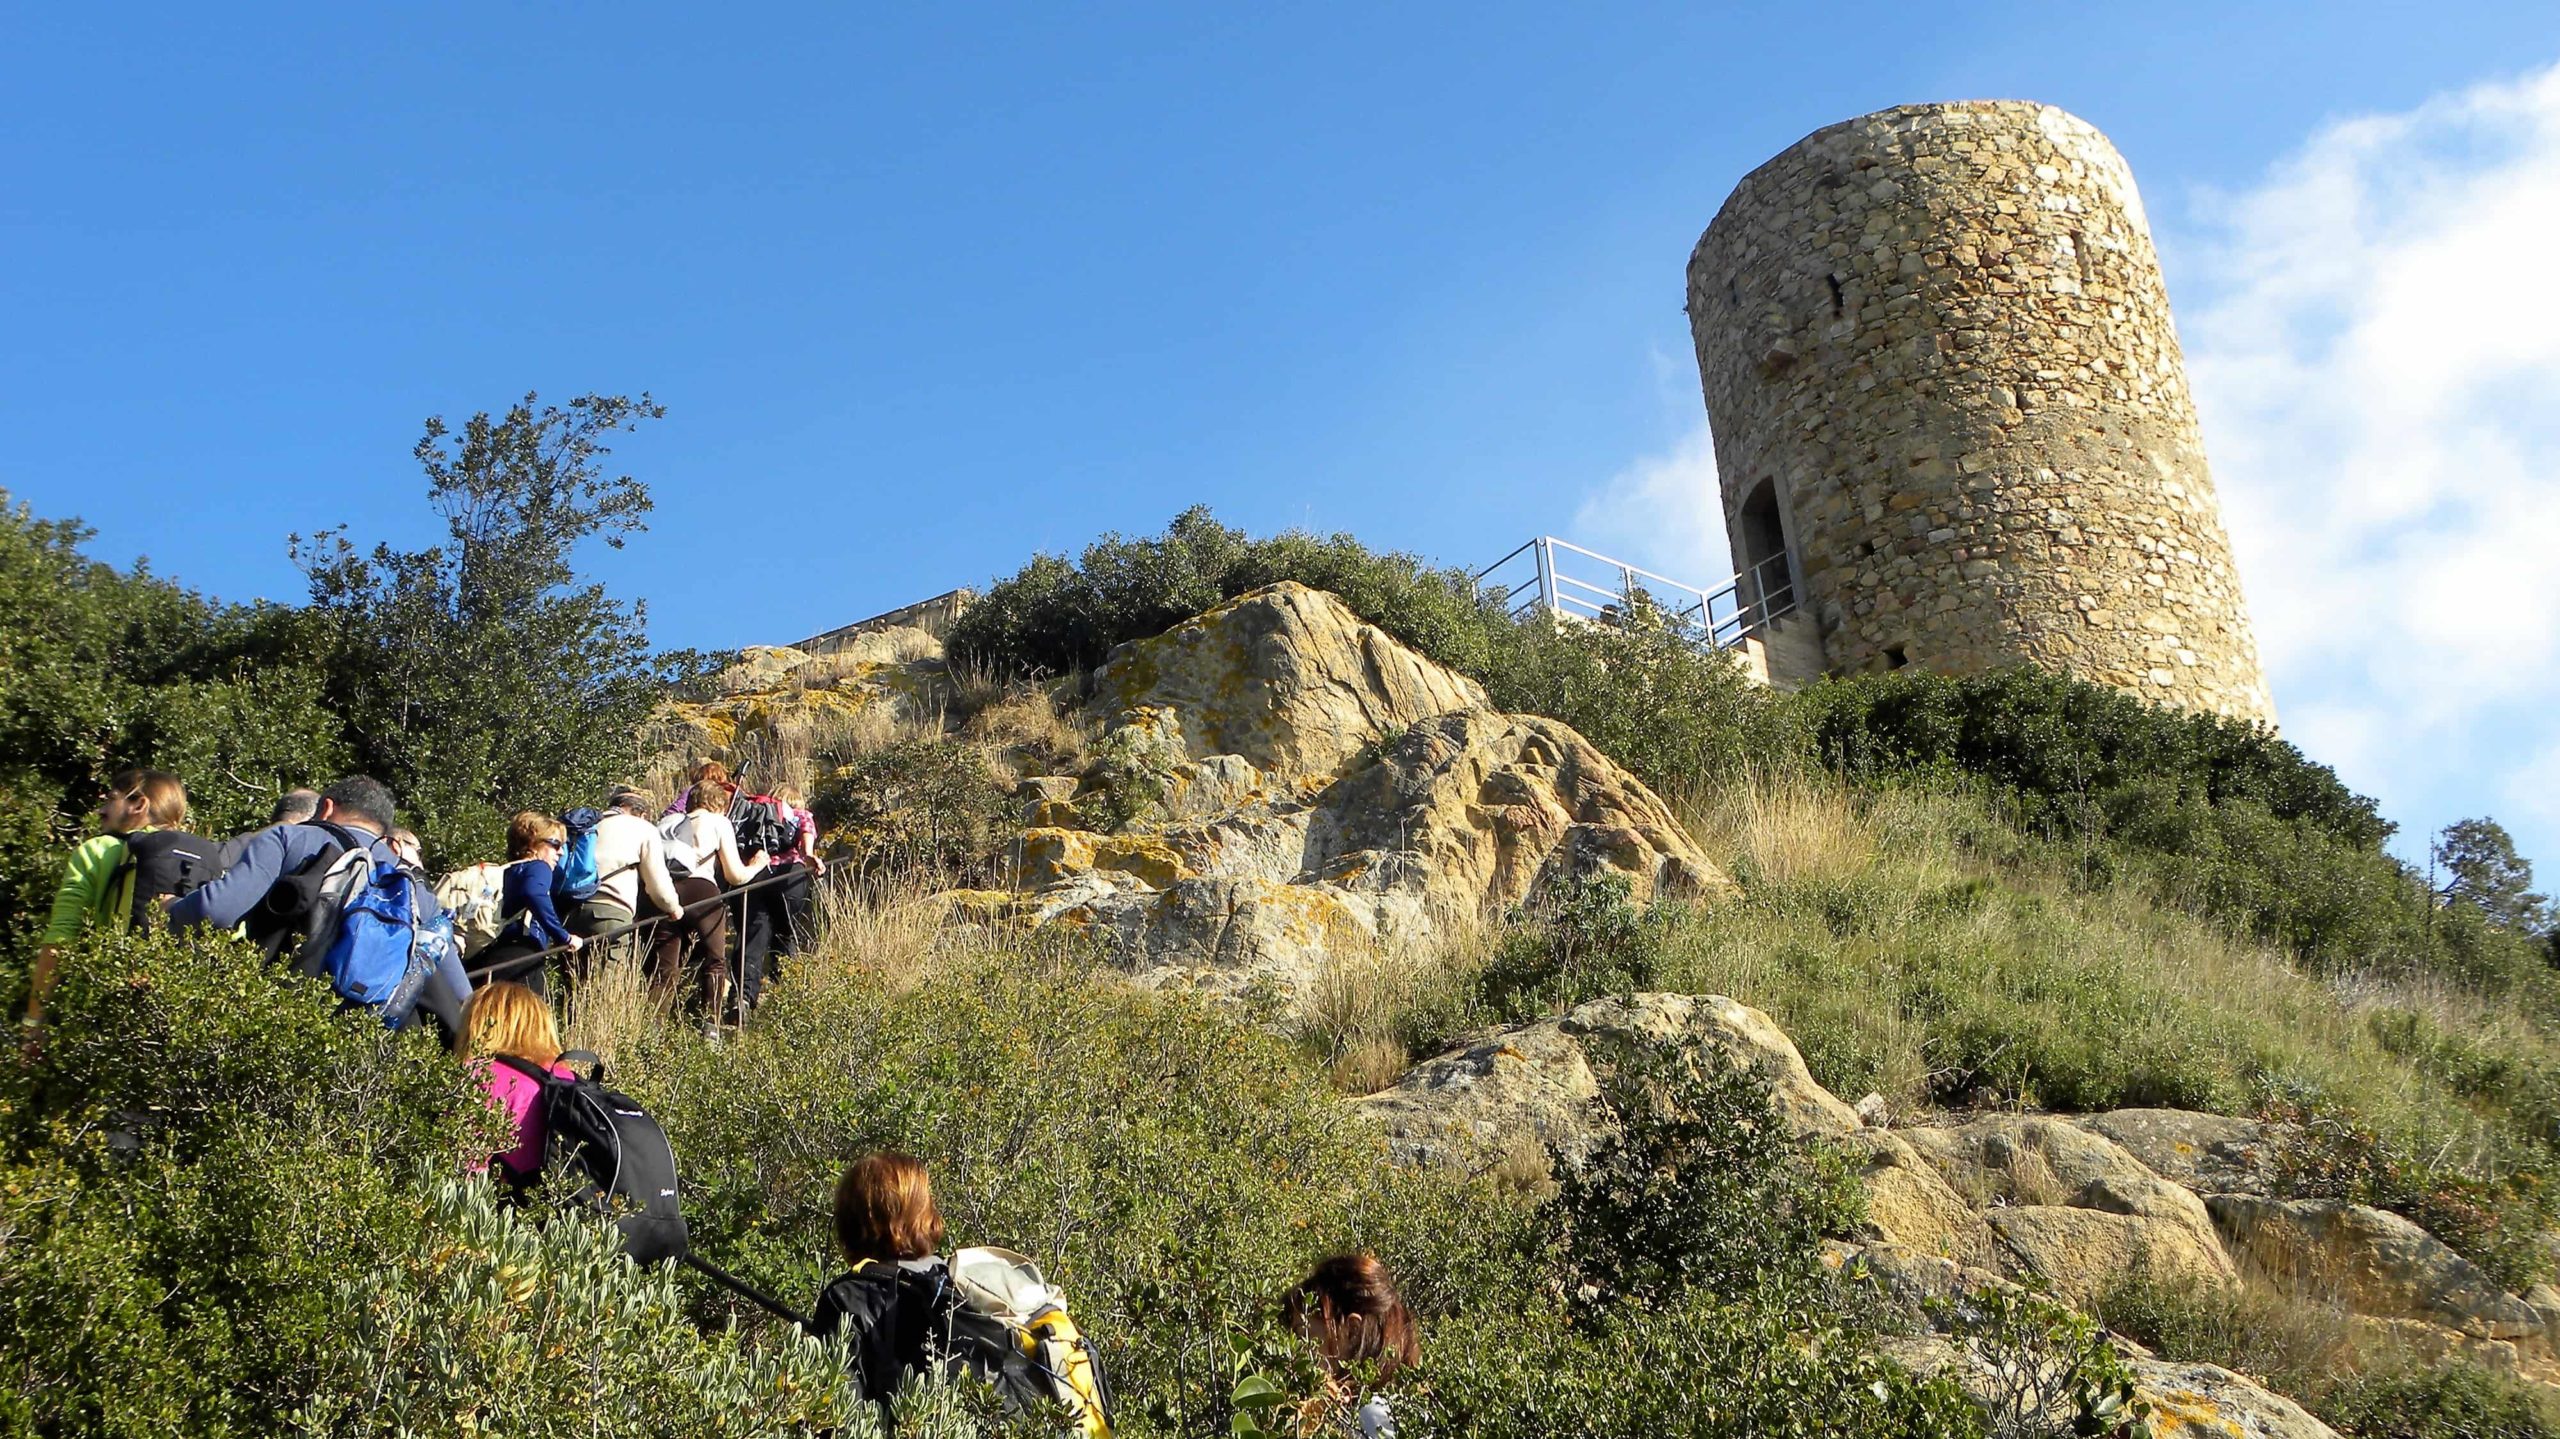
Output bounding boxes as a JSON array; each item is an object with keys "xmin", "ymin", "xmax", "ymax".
[{"xmin": 1686, "ymin": 101, "xmax": 2275, "ymax": 725}]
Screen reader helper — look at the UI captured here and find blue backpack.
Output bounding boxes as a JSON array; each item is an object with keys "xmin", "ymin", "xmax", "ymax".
[
  {"xmin": 308, "ymin": 851, "xmax": 434, "ymax": 1022},
  {"xmin": 553, "ymin": 807, "xmax": 604, "ymax": 907}
]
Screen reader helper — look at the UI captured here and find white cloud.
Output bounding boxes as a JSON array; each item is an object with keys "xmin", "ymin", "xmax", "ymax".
[
  {"xmin": 2181, "ymin": 61, "xmax": 2560, "ymax": 864},
  {"xmin": 1570, "ymin": 418, "xmax": 1731, "ymax": 587}
]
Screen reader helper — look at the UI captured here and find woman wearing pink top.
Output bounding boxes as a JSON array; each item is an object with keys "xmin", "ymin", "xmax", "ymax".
[{"xmin": 458, "ymin": 980, "xmax": 575, "ymax": 1185}]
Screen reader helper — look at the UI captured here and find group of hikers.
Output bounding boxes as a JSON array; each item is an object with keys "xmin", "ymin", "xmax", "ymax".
[
  {"xmin": 21, "ymin": 765, "xmax": 1419, "ymax": 1436},
  {"xmin": 24, "ymin": 761, "xmax": 822, "ymax": 1048}
]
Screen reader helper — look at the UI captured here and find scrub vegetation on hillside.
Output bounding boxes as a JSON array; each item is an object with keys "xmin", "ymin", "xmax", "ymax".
[{"xmin": 7, "ymin": 498, "xmax": 2560, "ymax": 1437}]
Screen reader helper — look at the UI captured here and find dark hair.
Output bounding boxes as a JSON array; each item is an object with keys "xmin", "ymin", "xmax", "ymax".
[
  {"xmin": 833, "ymin": 1152, "xmax": 945, "ymax": 1263},
  {"xmin": 1284, "ymin": 1254, "xmax": 1418, "ymax": 1381},
  {"xmin": 272, "ymin": 788, "xmax": 321, "ymax": 825},
  {"xmin": 608, "ymin": 787, "xmax": 653, "ymax": 816},
  {"xmin": 319, "ymin": 776, "xmax": 397, "ymax": 833}
]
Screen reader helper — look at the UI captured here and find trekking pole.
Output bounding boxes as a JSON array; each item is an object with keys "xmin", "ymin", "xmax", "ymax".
[{"xmin": 676, "ymin": 1251, "xmax": 811, "ymax": 1328}]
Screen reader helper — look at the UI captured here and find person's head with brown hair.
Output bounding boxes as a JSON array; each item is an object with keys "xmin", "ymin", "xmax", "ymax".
[
  {"xmin": 832, "ymin": 1152, "xmax": 945, "ymax": 1264},
  {"xmin": 688, "ymin": 759, "xmax": 731, "ymax": 789},
  {"xmin": 460, "ymin": 981, "xmax": 563, "ymax": 1067},
  {"xmin": 506, "ymin": 810, "xmax": 568, "ymax": 861},
  {"xmin": 689, "ymin": 777, "xmax": 735, "ymax": 814},
  {"xmin": 101, "ymin": 768, "xmax": 188, "ymax": 832},
  {"xmin": 1284, "ymin": 1254, "xmax": 1418, "ymax": 1381}
]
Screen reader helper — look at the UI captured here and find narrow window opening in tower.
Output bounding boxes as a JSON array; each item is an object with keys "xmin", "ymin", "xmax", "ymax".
[
  {"xmin": 1738, "ymin": 480, "xmax": 1796, "ymax": 620},
  {"xmin": 1884, "ymin": 645, "xmax": 1909, "ymax": 670},
  {"xmin": 1826, "ymin": 274, "xmax": 1845, "ymax": 317},
  {"xmin": 1727, "ymin": 277, "xmax": 1741, "ymax": 308}
]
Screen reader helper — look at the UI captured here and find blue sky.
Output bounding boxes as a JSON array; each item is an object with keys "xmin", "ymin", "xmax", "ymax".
[{"xmin": 6, "ymin": 5, "xmax": 2556, "ymax": 877}]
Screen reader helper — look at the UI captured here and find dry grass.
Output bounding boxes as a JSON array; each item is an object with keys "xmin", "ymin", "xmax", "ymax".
[
  {"xmin": 804, "ymin": 870, "xmax": 950, "ymax": 990},
  {"xmin": 943, "ymin": 655, "xmax": 1012, "ymax": 721},
  {"xmin": 963, "ymin": 689, "xmax": 1090, "ymax": 775},
  {"xmin": 561, "ymin": 947, "xmax": 664, "ymax": 1070},
  {"xmin": 1685, "ymin": 769, "xmax": 1883, "ymax": 888},
  {"xmin": 1298, "ymin": 909, "xmax": 1496, "ymax": 1092}
]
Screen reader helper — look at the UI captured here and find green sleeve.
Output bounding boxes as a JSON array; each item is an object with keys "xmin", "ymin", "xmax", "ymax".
[{"xmin": 39, "ymin": 834, "xmax": 129, "ymax": 947}]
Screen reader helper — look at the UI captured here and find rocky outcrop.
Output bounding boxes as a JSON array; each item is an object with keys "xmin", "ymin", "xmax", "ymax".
[
  {"xmin": 1878, "ymin": 1334, "xmax": 2339, "ymax": 1439},
  {"xmin": 1354, "ymin": 993, "xmax": 1852, "ymax": 1172},
  {"xmin": 1365, "ymin": 991, "xmax": 2560, "ymax": 1410},
  {"xmin": 2206, "ymin": 1195, "xmax": 2545, "ymax": 1341},
  {"xmin": 2078, "ymin": 1109, "xmax": 2279, "ymax": 1196},
  {"xmin": 960, "ymin": 584, "xmax": 1726, "ymax": 999}
]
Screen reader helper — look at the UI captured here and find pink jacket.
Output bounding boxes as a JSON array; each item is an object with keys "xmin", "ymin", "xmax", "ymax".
[{"xmin": 473, "ymin": 1056, "xmax": 575, "ymax": 1180}]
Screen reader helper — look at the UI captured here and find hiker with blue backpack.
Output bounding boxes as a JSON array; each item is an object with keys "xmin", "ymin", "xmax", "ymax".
[
  {"xmin": 462, "ymin": 811, "xmax": 586, "ymax": 994},
  {"xmin": 166, "ymin": 775, "xmax": 470, "ymax": 1043},
  {"xmin": 567, "ymin": 788, "xmax": 685, "ymax": 960}
]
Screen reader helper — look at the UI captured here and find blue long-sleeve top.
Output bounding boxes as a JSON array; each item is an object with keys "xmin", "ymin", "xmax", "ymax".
[
  {"xmin": 498, "ymin": 859, "xmax": 575, "ymax": 949},
  {"xmin": 170, "ymin": 822, "xmax": 432, "ymax": 931}
]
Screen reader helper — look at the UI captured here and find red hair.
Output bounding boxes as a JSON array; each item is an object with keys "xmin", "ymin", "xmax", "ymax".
[
  {"xmin": 833, "ymin": 1152, "xmax": 945, "ymax": 1263},
  {"xmin": 1284, "ymin": 1253, "xmax": 1417, "ymax": 1379}
]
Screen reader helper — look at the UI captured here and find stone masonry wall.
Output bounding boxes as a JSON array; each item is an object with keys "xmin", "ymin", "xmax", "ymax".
[{"xmin": 1686, "ymin": 101, "xmax": 2275, "ymax": 724}]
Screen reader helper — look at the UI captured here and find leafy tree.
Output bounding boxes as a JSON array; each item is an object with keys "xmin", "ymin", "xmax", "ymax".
[
  {"xmin": 2435, "ymin": 817, "xmax": 2554, "ymax": 935},
  {"xmin": 0, "ymin": 494, "xmax": 345, "ymax": 951},
  {"xmin": 293, "ymin": 392, "xmax": 710, "ymax": 865}
]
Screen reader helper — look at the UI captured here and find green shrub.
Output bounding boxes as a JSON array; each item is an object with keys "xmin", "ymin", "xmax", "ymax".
[
  {"xmin": 1083, "ymin": 718, "xmax": 1186, "ymax": 831},
  {"xmin": 948, "ymin": 507, "xmax": 1801, "ymax": 803},
  {"xmin": 812, "ymin": 737, "xmax": 1012, "ymax": 881},
  {"xmin": 2264, "ymin": 1104, "xmax": 2558, "ymax": 1291},
  {"xmin": 0, "ymin": 929, "xmax": 485, "ymax": 1433},
  {"xmin": 1403, "ymin": 1045, "xmax": 1984, "ymax": 1438},
  {"xmin": 1798, "ymin": 668, "xmax": 2382, "ymax": 848},
  {"xmin": 1474, "ymin": 873, "xmax": 1680, "ymax": 1023},
  {"xmin": 946, "ymin": 507, "xmax": 1491, "ymax": 682},
  {"xmin": 628, "ymin": 946, "xmax": 1522, "ymax": 1437},
  {"xmin": 1551, "ymin": 1036, "xmax": 1861, "ymax": 1310},
  {"xmin": 296, "ymin": 1180, "xmax": 937, "ymax": 1438},
  {"xmin": 2319, "ymin": 1360, "xmax": 2560, "ymax": 1439}
]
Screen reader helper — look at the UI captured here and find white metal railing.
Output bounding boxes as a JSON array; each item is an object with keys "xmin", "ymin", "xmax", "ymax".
[{"xmin": 1472, "ymin": 536, "xmax": 1798, "ymax": 650}]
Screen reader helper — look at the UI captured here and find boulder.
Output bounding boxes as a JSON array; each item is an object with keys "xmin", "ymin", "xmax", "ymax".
[
  {"xmin": 1086, "ymin": 582, "xmax": 1487, "ymax": 785},
  {"xmin": 1982, "ymin": 1205, "xmax": 2235, "ymax": 1305},
  {"xmin": 2205, "ymin": 1195, "xmax": 2544, "ymax": 1340},
  {"xmin": 1356, "ymin": 992, "xmax": 1857, "ymax": 1173},
  {"xmin": 992, "ymin": 584, "xmax": 1726, "ymax": 999},
  {"xmin": 2117, "ymin": 1359, "xmax": 2339, "ymax": 1439},
  {"xmin": 1900, "ymin": 1114, "xmax": 2225, "ymax": 1260},
  {"xmin": 1879, "ymin": 1335, "xmax": 2338, "ymax": 1439},
  {"xmin": 1840, "ymin": 1131, "xmax": 1994, "ymax": 1264},
  {"xmin": 2078, "ymin": 1109, "xmax": 2278, "ymax": 1196}
]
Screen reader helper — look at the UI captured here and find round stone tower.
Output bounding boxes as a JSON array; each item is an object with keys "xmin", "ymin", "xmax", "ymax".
[{"xmin": 1687, "ymin": 101, "xmax": 2274, "ymax": 724}]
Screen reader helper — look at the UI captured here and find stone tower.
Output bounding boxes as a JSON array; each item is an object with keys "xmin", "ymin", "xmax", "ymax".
[{"xmin": 1686, "ymin": 101, "xmax": 2275, "ymax": 725}]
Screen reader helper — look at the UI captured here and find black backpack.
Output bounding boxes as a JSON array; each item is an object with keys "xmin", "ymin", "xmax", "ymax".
[
  {"xmin": 117, "ymin": 831, "xmax": 219, "ymax": 934},
  {"xmin": 491, "ymin": 1051, "xmax": 689, "ymax": 1264},
  {"xmin": 730, "ymin": 793, "xmax": 797, "ymax": 861}
]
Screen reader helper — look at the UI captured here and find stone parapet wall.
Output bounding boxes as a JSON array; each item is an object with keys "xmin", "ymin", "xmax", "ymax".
[{"xmin": 1687, "ymin": 101, "xmax": 2274, "ymax": 724}]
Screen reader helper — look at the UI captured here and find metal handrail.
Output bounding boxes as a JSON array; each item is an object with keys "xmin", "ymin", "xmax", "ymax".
[
  {"xmin": 462, "ymin": 864, "xmax": 816, "ymax": 985},
  {"xmin": 1472, "ymin": 536, "xmax": 1799, "ymax": 651}
]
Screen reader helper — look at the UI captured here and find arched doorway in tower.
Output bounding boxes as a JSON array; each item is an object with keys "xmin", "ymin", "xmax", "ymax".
[{"xmin": 1736, "ymin": 479, "xmax": 1797, "ymax": 619}]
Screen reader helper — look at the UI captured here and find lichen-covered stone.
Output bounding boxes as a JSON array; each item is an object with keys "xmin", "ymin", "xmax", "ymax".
[
  {"xmin": 1355, "ymin": 992, "xmax": 1858, "ymax": 1173},
  {"xmin": 2206, "ymin": 1195, "xmax": 2545, "ymax": 1340},
  {"xmin": 1689, "ymin": 102, "xmax": 2274, "ymax": 724}
]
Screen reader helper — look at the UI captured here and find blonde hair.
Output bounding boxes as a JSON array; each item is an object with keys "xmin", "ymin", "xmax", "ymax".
[
  {"xmin": 460, "ymin": 981, "xmax": 562, "ymax": 1068},
  {"xmin": 506, "ymin": 810, "xmax": 567, "ymax": 860},
  {"xmin": 833, "ymin": 1152, "xmax": 945, "ymax": 1263},
  {"xmin": 109, "ymin": 768, "xmax": 189, "ymax": 828}
]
